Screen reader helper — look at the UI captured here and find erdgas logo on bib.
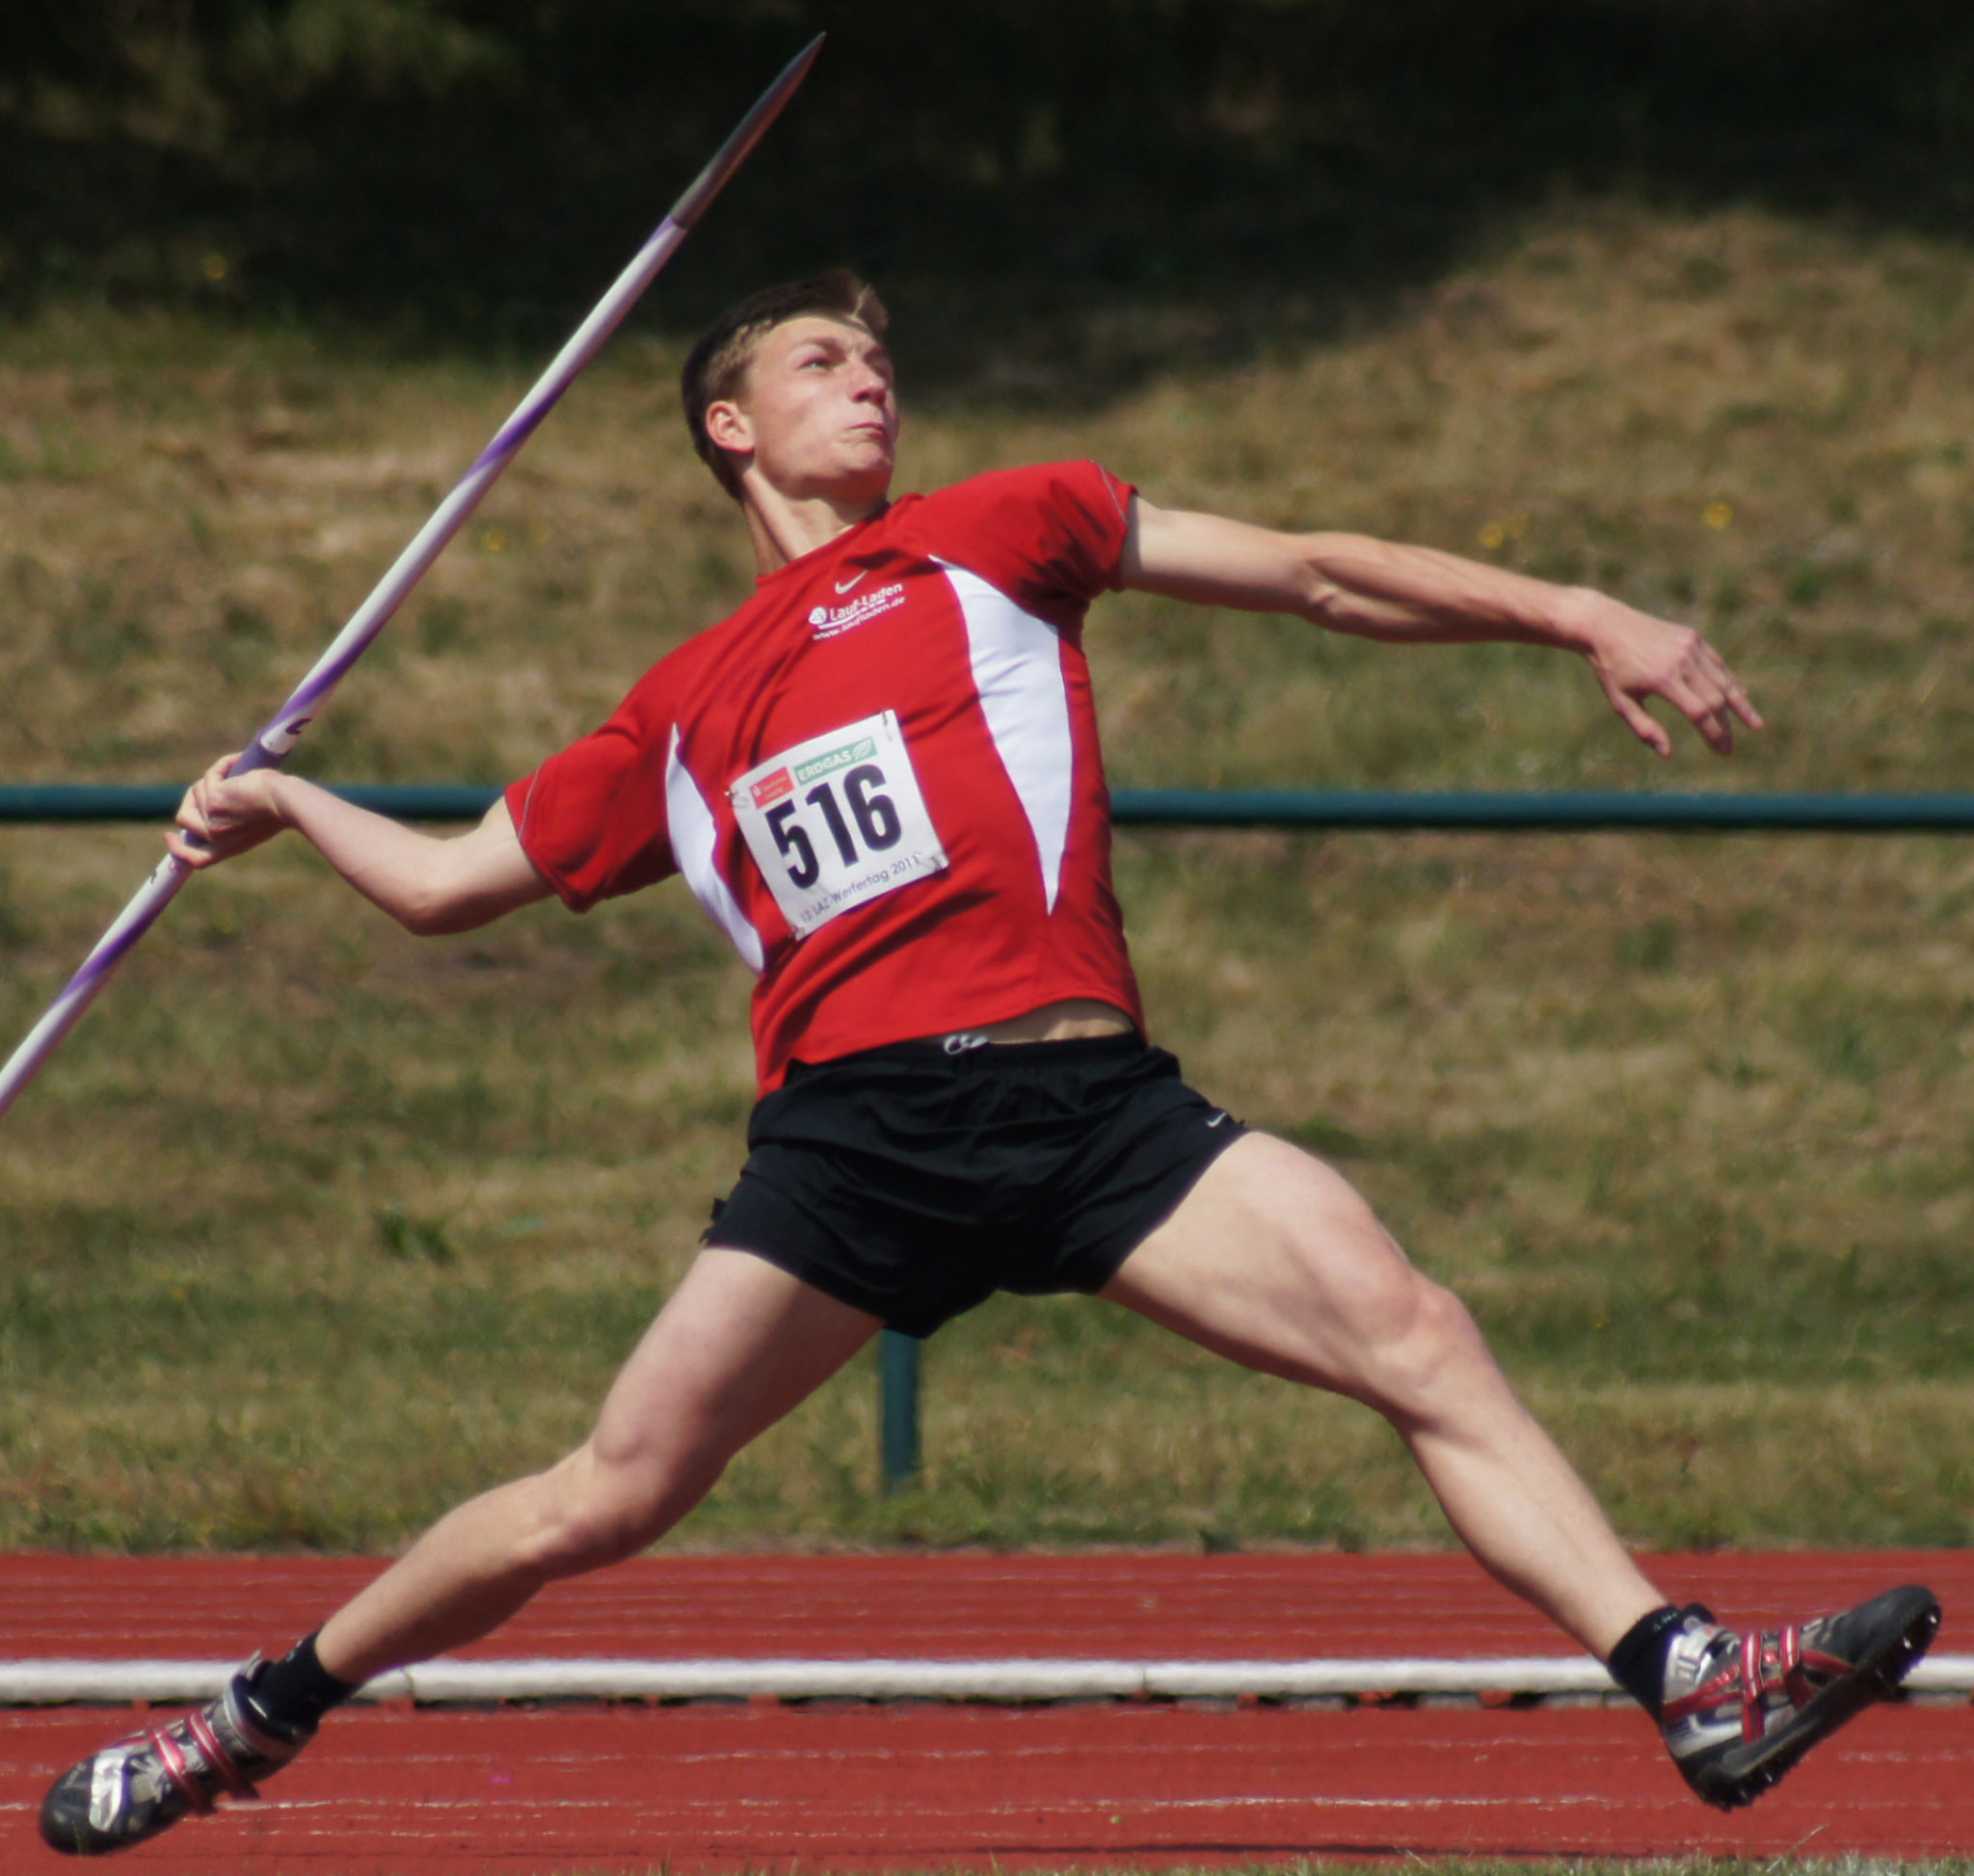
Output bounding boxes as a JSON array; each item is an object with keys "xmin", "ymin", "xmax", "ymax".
[
  {"xmin": 745, "ymin": 731, "xmax": 878, "ymax": 810},
  {"xmin": 731, "ymin": 710, "xmax": 947, "ymax": 937},
  {"xmin": 808, "ymin": 580, "xmax": 904, "ymax": 639}
]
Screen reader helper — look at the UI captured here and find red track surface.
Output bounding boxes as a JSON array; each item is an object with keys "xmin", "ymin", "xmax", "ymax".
[{"xmin": 5, "ymin": 1551, "xmax": 1971, "ymax": 1870}]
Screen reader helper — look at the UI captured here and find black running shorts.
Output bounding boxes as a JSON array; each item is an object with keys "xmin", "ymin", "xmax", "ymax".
[{"xmin": 703, "ymin": 1032, "xmax": 1246, "ymax": 1338}]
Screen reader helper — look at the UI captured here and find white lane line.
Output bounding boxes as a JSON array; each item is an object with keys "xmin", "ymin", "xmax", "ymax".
[{"xmin": 4, "ymin": 1653, "xmax": 1971, "ymax": 1705}]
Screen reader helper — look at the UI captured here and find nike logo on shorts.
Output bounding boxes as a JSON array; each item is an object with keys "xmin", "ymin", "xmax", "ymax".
[{"xmin": 1206, "ymin": 1111, "xmax": 1230, "ymax": 1127}]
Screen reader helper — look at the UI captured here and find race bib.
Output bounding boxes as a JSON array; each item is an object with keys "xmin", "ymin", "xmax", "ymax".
[{"xmin": 730, "ymin": 710, "xmax": 948, "ymax": 937}]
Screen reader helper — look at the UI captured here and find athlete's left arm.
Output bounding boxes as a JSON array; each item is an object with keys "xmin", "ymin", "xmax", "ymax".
[{"xmin": 1118, "ymin": 496, "xmax": 1761, "ymax": 757}]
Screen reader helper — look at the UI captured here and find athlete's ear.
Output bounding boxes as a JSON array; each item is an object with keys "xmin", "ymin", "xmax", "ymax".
[{"xmin": 704, "ymin": 398, "xmax": 755, "ymax": 457}]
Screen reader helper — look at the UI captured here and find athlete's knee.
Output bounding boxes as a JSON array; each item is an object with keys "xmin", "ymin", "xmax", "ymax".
[
  {"xmin": 513, "ymin": 1440, "xmax": 722, "ymax": 1579},
  {"xmin": 1339, "ymin": 1264, "xmax": 1496, "ymax": 1420}
]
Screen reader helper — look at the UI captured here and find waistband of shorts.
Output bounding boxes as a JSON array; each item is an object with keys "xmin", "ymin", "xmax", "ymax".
[{"xmin": 787, "ymin": 1029, "xmax": 1151, "ymax": 1080}]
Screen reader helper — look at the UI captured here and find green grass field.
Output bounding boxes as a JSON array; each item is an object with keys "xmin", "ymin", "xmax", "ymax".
[{"xmin": 3, "ymin": 200, "xmax": 1973, "ymax": 1553}]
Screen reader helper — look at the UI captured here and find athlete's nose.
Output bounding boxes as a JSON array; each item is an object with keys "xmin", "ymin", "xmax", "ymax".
[{"xmin": 847, "ymin": 361, "xmax": 891, "ymax": 404}]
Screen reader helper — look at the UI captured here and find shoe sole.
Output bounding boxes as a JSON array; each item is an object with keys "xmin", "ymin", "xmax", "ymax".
[{"xmin": 1691, "ymin": 1584, "xmax": 1942, "ymax": 1810}]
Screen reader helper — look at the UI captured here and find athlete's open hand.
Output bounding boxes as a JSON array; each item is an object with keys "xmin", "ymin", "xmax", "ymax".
[
  {"xmin": 167, "ymin": 752, "xmax": 291, "ymax": 870},
  {"xmin": 1566, "ymin": 592, "xmax": 1763, "ymax": 757}
]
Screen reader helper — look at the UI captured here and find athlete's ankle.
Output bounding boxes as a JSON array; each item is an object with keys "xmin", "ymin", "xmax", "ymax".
[
  {"xmin": 242, "ymin": 1632, "xmax": 359, "ymax": 1737},
  {"xmin": 1605, "ymin": 1602, "xmax": 1698, "ymax": 1721}
]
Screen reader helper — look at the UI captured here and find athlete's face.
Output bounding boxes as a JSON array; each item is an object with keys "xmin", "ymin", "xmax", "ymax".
[{"xmin": 710, "ymin": 315, "xmax": 898, "ymax": 504}]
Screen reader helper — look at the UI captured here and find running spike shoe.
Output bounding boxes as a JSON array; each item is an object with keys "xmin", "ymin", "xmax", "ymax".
[
  {"xmin": 1659, "ymin": 1583, "xmax": 1941, "ymax": 1809},
  {"xmin": 40, "ymin": 1660, "xmax": 311, "ymax": 1856}
]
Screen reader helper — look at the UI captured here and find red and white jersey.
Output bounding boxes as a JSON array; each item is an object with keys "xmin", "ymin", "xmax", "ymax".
[{"xmin": 504, "ymin": 460, "xmax": 1146, "ymax": 1091}]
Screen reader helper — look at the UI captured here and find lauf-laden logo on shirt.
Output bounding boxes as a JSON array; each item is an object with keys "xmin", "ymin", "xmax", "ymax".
[{"xmin": 807, "ymin": 580, "xmax": 905, "ymax": 639}]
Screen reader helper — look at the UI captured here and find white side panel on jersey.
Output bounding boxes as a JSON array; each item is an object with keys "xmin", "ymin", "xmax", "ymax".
[
  {"xmin": 666, "ymin": 727, "xmax": 765, "ymax": 974},
  {"xmin": 938, "ymin": 561, "xmax": 1072, "ymax": 911}
]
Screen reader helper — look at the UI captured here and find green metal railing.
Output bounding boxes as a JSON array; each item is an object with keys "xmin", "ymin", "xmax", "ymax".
[
  {"xmin": 9, "ymin": 784, "xmax": 1974, "ymax": 832},
  {"xmin": 10, "ymin": 780, "xmax": 1974, "ymax": 1490},
  {"xmin": 0, "ymin": 785, "xmax": 504, "ymax": 823}
]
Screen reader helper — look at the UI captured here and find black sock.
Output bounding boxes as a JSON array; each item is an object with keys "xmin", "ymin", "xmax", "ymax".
[
  {"xmin": 1605, "ymin": 1603, "xmax": 1696, "ymax": 1720},
  {"xmin": 242, "ymin": 1632, "xmax": 358, "ymax": 1736}
]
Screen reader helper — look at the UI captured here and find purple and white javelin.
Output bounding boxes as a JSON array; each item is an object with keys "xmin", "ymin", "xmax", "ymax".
[{"xmin": 0, "ymin": 36, "xmax": 823, "ymax": 1124}]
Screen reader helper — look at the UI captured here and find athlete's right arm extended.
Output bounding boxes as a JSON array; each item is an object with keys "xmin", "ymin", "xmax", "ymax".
[{"xmin": 167, "ymin": 754, "xmax": 552, "ymax": 936}]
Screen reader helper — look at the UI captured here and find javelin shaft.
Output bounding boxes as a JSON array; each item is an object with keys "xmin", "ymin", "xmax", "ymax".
[{"xmin": 0, "ymin": 36, "xmax": 823, "ymax": 1124}]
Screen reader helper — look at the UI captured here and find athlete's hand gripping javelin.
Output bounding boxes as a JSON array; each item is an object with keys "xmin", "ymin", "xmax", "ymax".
[
  {"xmin": 1121, "ymin": 501, "xmax": 1763, "ymax": 758},
  {"xmin": 168, "ymin": 754, "xmax": 544, "ymax": 935},
  {"xmin": 165, "ymin": 757, "xmax": 287, "ymax": 868}
]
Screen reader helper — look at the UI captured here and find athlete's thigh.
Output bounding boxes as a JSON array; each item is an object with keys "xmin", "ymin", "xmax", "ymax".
[
  {"xmin": 1099, "ymin": 1131, "xmax": 1430, "ymax": 1397},
  {"xmin": 590, "ymin": 1246, "xmax": 882, "ymax": 1470}
]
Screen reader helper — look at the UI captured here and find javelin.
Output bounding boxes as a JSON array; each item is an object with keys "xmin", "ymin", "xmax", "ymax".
[{"xmin": 0, "ymin": 36, "xmax": 823, "ymax": 1125}]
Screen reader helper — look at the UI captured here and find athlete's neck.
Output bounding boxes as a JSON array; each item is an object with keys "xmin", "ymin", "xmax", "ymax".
[{"xmin": 740, "ymin": 484, "xmax": 891, "ymax": 576}]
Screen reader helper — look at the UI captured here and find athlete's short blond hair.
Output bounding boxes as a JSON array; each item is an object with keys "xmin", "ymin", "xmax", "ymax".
[{"xmin": 680, "ymin": 269, "xmax": 889, "ymax": 499}]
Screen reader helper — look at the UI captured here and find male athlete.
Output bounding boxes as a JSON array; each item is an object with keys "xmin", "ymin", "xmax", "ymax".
[{"xmin": 43, "ymin": 271, "xmax": 1939, "ymax": 1855}]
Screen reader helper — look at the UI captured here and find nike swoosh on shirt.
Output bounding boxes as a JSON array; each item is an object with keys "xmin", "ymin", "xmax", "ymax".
[{"xmin": 834, "ymin": 571, "xmax": 868, "ymax": 594}]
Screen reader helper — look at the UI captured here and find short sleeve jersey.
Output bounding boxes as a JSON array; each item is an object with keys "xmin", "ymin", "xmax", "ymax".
[{"xmin": 504, "ymin": 460, "xmax": 1145, "ymax": 1092}]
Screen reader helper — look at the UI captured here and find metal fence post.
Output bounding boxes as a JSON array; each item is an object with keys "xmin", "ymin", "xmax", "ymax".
[{"xmin": 879, "ymin": 1329, "xmax": 920, "ymax": 1491}]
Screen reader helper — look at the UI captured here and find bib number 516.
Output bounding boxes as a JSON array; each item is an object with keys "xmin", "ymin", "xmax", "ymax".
[
  {"xmin": 731, "ymin": 710, "xmax": 948, "ymax": 937},
  {"xmin": 765, "ymin": 765, "xmax": 901, "ymax": 889}
]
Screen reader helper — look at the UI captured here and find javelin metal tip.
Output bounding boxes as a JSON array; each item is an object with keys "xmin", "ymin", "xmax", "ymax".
[{"xmin": 669, "ymin": 35, "xmax": 826, "ymax": 231}]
